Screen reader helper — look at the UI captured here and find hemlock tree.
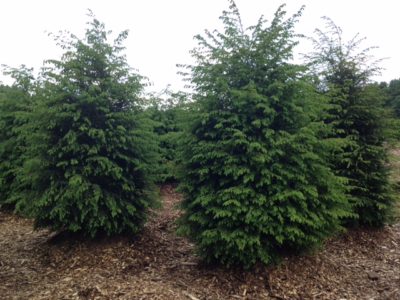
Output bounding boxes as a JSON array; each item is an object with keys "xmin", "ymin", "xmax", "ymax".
[
  {"xmin": 307, "ymin": 18, "xmax": 394, "ymax": 226},
  {"xmin": 17, "ymin": 16, "xmax": 158, "ymax": 237},
  {"xmin": 177, "ymin": 1, "xmax": 351, "ymax": 268},
  {"xmin": 0, "ymin": 66, "xmax": 34, "ymax": 210}
]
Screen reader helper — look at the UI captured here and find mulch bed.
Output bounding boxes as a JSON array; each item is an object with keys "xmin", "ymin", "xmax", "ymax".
[{"xmin": 1, "ymin": 185, "xmax": 399, "ymax": 299}]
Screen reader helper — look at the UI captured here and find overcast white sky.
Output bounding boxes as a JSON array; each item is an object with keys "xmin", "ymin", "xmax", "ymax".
[{"xmin": 0, "ymin": 0, "xmax": 399, "ymax": 92}]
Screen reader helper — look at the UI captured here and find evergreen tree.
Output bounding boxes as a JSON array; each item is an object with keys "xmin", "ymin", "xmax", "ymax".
[
  {"xmin": 307, "ymin": 18, "xmax": 394, "ymax": 226},
  {"xmin": 16, "ymin": 16, "xmax": 158, "ymax": 237},
  {"xmin": 147, "ymin": 90, "xmax": 189, "ymax": 183},
  {"xmin": 178, "ymin": 1, "xmax": 351, "ymax": 268},
  {"xmin": 0, "ymin": 66, "xmax": 34, "ymax": 210}
]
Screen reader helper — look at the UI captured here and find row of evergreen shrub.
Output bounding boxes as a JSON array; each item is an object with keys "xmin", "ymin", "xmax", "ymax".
[
  {"xmin": 175, "ymin": 2, "xmax": 396, "ymax": 267},
  {"xmin": 0, "ymin": 1, "xmax": 397, "ymax": 268}
]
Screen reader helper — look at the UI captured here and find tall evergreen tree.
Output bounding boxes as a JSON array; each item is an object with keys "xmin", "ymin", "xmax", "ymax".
[
  {"xmin": 178, "ymin": 1, "xmax": 351, "ymax": 268},
  {"xmin": 307, "ymin": 18, "xmax": 394, "ymax": 226},
  {"xmin": 16, "ymin": 16, "xmax": 158, "ymax": 236}
]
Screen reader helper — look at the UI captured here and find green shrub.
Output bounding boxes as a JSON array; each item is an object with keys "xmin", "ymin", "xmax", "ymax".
[
  {"xmin": 307, "ymin": 19, "xmax": 394, "ymax": 227},
  {"xmin": 387, "ymin": 79, "xmax": 400, "ymax": 118},
  {"xmin": 177, "ymin": 2, "xmax": 351, "ymax": 268},
  {"xmin": 0, "ymin": 67, "xmax": 34, "ymax": 210},
  {"xmin": 15, "ymin": 16, "xmax": 158, "ymax": 237},
  {"xmin": 147, "ymin": 92, "xmax": 189, "ymax": 183}
]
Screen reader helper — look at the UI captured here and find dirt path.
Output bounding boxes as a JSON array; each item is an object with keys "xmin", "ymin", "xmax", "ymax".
[{"xmin": 1, "ymin": 185, "xmax": 400, "ymax": 299}]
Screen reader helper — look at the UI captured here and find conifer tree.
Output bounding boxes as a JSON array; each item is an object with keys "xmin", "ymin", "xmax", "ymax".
[
  {"xmin": 178, "ymin": 1, "xmax": 351, "ymax": 268},
  {"xmin": 307, "ymin": 19, "xmax": 394, "ymax": 226},
  {"xmin": 17, "ymin": 15, "xmax": 158, "ymax": 236}
]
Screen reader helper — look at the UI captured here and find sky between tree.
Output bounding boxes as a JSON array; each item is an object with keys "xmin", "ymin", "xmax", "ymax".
[{"xmin": 1, "ymin": 0, "xmax": 399, "ymax": 92}]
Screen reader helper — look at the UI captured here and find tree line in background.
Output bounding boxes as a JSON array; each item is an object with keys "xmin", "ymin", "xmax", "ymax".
[{"xmin": 0, "ymin": 1, "xmax": 399, "ymax": 268}]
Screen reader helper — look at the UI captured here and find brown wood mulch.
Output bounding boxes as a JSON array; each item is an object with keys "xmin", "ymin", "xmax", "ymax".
[{"xmin": 0, "ymin": 185, "xmax": 399, "ymax": 300}]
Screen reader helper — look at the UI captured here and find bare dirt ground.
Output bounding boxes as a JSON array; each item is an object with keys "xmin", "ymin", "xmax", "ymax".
[{"xmin": 1, "ymin": 184, "xmax": 399, "ymax": 300}]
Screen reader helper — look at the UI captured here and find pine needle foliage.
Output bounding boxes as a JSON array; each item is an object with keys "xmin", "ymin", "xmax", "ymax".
[
  {"xmin": 17, "ymin": 15, "xmax": 158, "ymax": 237},
  {"xmin": 306, "ymin": 18, "xmax": 394, "ymax": 227},
  {"xmin": 177, "ymin": 1, "xmax": 351, "ymax": 268}
]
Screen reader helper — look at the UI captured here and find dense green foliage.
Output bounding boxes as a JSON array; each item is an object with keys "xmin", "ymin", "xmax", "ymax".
[
  {"xmin": 147, "ymin": 91, "xmax": 189, "ymax": 183},
  {"xmin": 8, "ymin": 17, "xmax": 159, "ymax": 237},
  {"xmin": 307, "ymin": 19, "xmax": 394, "ymax": 227},
  {"xmin": 0, "ymin": 2, "xmax": 397, "ymax": 268},
  {"xmin": 0, "ymin": 67, "xmax": 34, "ymax": 209},
  {"xmin": 386, "ymin": 79, "xmax": 400, "ymax": 118},
  {"xmin": 177, "ymin": 2, "xmax": 351, "ymax": 268}
]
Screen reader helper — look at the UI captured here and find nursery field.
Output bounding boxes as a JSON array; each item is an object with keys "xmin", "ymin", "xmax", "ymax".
[
  {"xmin": 1, "ymin": 180, "xmax": 399, "ymax": 299},
  {"xmin": 1, "ymin": 1, "xmax": 400, "ymax": 299}
]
